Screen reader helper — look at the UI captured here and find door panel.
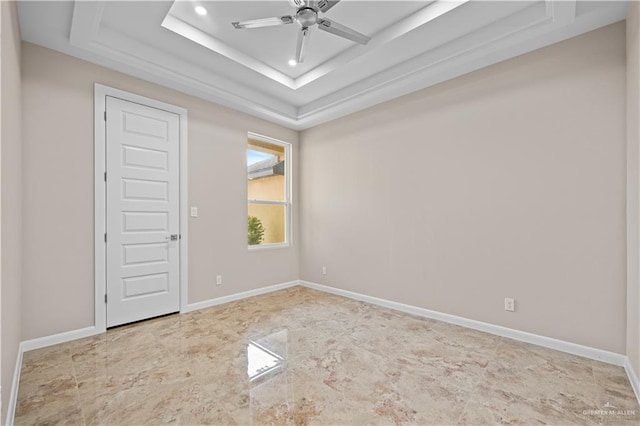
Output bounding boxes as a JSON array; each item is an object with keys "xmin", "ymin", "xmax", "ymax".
[
  {"xmin": 122, "ymin": 212, "xmax": 169, "ymax": 233},
  {"xmin": 121, "ymin": 178, "xmax": 169, "ymax": 201},
  {"xmin": 123, "ymin": 273, "xmax": 169, "ymax": 299},
  {"xmin": 122, "ymin": 243, "xmax": 169, "ymax": 265},
  {"xmin": 122, "ymin": 111, "xmax": 169, "ymax": 139},
  {"xmin": 106, "ymin": 96, "xmax": 180, "ymax": 327},
  {"xmin": 122, "ymin": 145, "xmax": 169, "ymax": 171}
]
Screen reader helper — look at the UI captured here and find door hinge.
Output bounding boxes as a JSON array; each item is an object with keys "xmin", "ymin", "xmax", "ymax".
[
  {"xmin": 105, "ymin": 294, "xmax": 108, "ymax": 304},
  {"xmin": 104, "ymin": 111, "xmax": 107, "ymax": 121},
  {"xmin": 104, "ymin": 233, "xmax": 107, "ymax": 243},
  {"xmin": 104, "ymin": 172, "xmax": 107, "ymax": 182}
]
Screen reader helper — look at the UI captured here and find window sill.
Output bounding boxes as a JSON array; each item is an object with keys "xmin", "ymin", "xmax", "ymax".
[{"xmin": 248, "ymin": 243, "xmax": 290, "ymax": 251}]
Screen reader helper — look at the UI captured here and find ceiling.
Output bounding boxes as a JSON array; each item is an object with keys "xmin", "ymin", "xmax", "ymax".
[{"xmin": 18, "ymin": 1, "xmax": 628, "ymax": 130}]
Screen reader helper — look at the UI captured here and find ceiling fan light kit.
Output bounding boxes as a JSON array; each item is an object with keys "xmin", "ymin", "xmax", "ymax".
[
  {"xmin": 231, "ymin": 0, "xmax": 371, "ymax": 64},
  {"xmin": 232, "ymin": 16, "xmax": 294, "ymax": 29}
]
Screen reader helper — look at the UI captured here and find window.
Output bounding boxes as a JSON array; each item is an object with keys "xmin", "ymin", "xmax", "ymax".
[{"xmin": 247, "ymin": 133, "xmax": 291, "ymax": 248}]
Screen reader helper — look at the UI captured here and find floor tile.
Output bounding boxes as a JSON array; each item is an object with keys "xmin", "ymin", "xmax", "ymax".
[{"xmin": 13, "ymin": 286, "xmax": 640, "ymax": 426}]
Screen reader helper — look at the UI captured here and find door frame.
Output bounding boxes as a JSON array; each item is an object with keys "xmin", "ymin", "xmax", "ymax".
[{"xmin": 94, "ymin": 84, "xmax": 189, "ymax": 332}]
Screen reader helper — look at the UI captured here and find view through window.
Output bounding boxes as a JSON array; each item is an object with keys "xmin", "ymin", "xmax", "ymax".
[{"xmin": 247, "ymin": 134, "xmax": 290, "ymax": 247}]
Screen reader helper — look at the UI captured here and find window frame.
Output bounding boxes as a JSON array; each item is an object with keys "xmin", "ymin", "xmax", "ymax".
[{"xmin": 247, "ymin": 132, "xmax": 292, "ymax": 250}]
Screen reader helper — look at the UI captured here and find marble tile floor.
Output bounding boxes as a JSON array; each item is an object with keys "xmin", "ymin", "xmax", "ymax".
[{"xmin": 14, "ymin": 286, "xmax": 640, "ymax": 425}]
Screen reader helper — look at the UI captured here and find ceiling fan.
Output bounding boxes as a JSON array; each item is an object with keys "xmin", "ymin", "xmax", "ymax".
[{"xmin": 231, "ymin": 0, "xmax": 371, "ymax": 64}]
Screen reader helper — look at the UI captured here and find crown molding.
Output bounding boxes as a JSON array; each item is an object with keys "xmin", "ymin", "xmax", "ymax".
[{"xmin": 14, "ymin": 0, "xmax": 624, "ymax": 130}]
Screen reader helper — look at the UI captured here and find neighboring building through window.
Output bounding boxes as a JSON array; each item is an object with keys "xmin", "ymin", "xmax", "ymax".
[{"xmin": 247, "ymin": 133, "xmax": 290, "ymax": 248}]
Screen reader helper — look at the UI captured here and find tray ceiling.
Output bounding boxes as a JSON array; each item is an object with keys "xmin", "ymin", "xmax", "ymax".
[{"xmin": 18, "ymin": 1, "xmax": 628, "ymax": 130}]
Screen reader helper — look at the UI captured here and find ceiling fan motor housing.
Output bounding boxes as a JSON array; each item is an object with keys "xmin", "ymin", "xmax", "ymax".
[{"xmin": 296, "ymin": 8, "xmax": 318, "ymax": 28}]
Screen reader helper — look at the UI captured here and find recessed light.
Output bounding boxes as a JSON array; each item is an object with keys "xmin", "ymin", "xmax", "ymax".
[
  {"xmin": 195, "ymin": 6, "xmax": 207, "ymax": 16},
  {"xmin": 288, "ymin": 59, "xmax": 297, "ymax": 66}
]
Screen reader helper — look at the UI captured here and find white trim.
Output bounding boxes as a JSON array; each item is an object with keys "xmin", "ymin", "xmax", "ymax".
[
  {"xmin": 160, "ymin": 14, "xmax": 296, "ymax": 90},
  {"xmin": 302, "ymin": 277, "xmax": 640, "ymax": 399},
  {"xmin": 94, "ymin": 85, "xmax": 107, "ymax": 333},
  {"xmin": 247, "ymin": 131, "xmax": 292, "ymax": 249},
  {"xmin": 161, "ymin": 1, "xmax": 467, "ymax": 91},
  {"xmin": 6, "ymin": 279, "xmax": 638, "ymax": 424},
  {"xmin": 6, "ymin": 326, "xmax": 100, "ymax": 426},
  {"xmin": 5, "ymin": 349, "xmax": 23, "ymax": 426},
  {"xmin": 5, "ymin": 280, "xmax": 296, "ymax": 424},
  {"xmin": 248, "ymin": 200, "xmax": 288, "ymax": 206},
  {"xmin": 248, "ymin": 243, "xmax": 291, "ymax": 251},
  {"xmin": 45, "ymin": 0, "xmax": 623, "ymax": 130},
  {"xmin": 179, "ymin": 100, "xmax": 189, "ymax": 315},
  {"xmin": 625, "ymin": 357, "xmax": 640, "ymax": 406},
  {"xmin": 299, "ymin": 280, "xmax": 627, "ymax": 366},
  {"xmin": 182, "ymin": 280, "xmax": 299, "ymax": 313},
  {"xmin": 94, "ymin": 84, "xmax": 189, "ymax": 331},
  {"xmin": 20, "ymin": 326, "xmax": 101, "ymax": 353}
]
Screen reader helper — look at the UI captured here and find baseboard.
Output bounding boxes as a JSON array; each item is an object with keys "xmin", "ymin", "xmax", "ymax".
[
  {"xmin": 17, "ymin": 281, "xmax": 299, "ymax": 351},
  {"xmin": 8, "ymin": 327, "xmax": 98, "ymax": 426},
  {"xmin": 5, "ymin": 347, "xmax": 23, "ymax": 426},
  {"xmin": 299, "ymin": 280, "xmax": 627, "ymax": 366},
  {"xmin": 625, "ymin": 357, "xmax": 640, "ymax": 406},
  {"xmin": 7, "ymin": 279, "xmax": 635, "ymax": 424},
  {"xmin": 6, "ymin": 280, "xmax": 299, "ymax": 424},
  {"xmin": 20, "ymin": 326, "xmax": 101, "ymax": 353},
  {"xmin": 183, "ymin": 280, "xmax": 299, "ymax": 313}
]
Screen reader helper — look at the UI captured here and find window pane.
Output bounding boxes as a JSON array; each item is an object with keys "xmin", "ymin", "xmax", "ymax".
[
  {"xmin": 248, "ymin": 173, "xmax": 285, "ymax": 202},
  {"xmin": 248, "ymin": 204, "xmax": 285, "ymax": 245},
  {"xmin": 247, "ymin": 141, "xmax": 285, "ymax": 202}
]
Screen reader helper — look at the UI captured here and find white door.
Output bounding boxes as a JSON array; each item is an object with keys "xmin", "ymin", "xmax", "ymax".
[{"xmin": 106, "ymin": 96, "xmax": 180, "ymax": 327}]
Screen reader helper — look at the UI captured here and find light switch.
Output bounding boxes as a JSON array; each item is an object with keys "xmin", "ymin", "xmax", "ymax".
[{"xmin": 190, "ymin": 206, "xmax": 198, "ymax": 218}]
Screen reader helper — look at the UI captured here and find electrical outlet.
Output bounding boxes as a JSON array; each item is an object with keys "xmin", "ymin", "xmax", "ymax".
[
  {"xmin": 504, "ymin": 298, "xmax": 515, "ymax": 312},
  {"xmin": 216, "ymin": 275, "xmax": 222, "ymax": 286},
  {"xmin": 322, "ymin": 266, "xmax": 327, "ymax": 275}
]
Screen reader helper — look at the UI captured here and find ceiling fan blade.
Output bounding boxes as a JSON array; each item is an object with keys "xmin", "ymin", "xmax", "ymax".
[
  {"xmin": 288, "ymin": 0, "xmax": 306, "ymax": 8},
  {"xmin": 296, "ymin": 27, "xmax": 311, "ymax": 63},
  {"xmin": 317, "ymin": 0, "xmax": 340, "ymax": 13},
  {"xmin": 317, "ymin": 18, "xmax": 370, "ymax": 44},
  {"xmin": 232, "ymin": 16, "xmax": 294, "ymax": 29}
]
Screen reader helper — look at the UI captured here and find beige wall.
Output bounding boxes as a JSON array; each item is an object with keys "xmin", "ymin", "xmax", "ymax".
[
  {"xmin": 21, "ymin": 43, "xmax": 299, "ymax": 340},
  {"xmin": 627, "ymin": 4, "xmax": 640, "ymax": 380},
  {"xmin": 1, "ymin": 1, "xmax": 22, "ymax": 422},
  {"xmin": 300, "ymin": 23, "xmax": 627, "ymax": 354},
  {"xmin": 11, "ymin": 7, "xmax": 636, "ymax": 382}
]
